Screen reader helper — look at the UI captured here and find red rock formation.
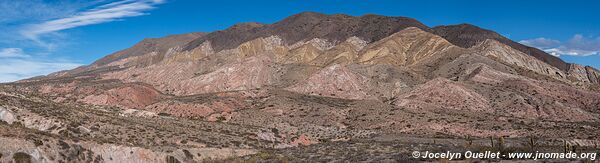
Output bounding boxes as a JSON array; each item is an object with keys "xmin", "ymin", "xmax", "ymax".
[{"xmin": 79, "ymin": 84, "xmax": 161, "ymax": 109}]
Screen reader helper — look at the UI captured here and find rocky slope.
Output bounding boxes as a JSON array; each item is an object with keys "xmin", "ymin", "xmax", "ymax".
[
  {"xmin": 95, "ymin": 32, "xmax": 206, "ymax": 66},
  {"xmin": 2, "ymin": 12, "xmax": 600, "ymax": 162},
  {"xmin": 433, "ymin": 24, "xmax": 570, "ymax": 71}
]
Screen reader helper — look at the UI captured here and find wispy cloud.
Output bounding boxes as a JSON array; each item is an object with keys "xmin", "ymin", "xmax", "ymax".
[
  {"xmin": 518, "ymin": 38, "xmax": 560, "ymax": 49},
  {"xmin": 0, "ymin": 59, "xmax": 83, "ymax": 83},
  {"xmin": 0, "ymin": 48, "xmax": 30, "ymax": 58},
  {"xmin": 20, "ymin": 0, "xmax": 164, "ymax": 46},
  {"xmin": 520, "ymin": 35, "xmax": 600, "ymax": 57},
  {"xmin": 0, "ymin": 49, "xmax": 82, "ymax": 83}
]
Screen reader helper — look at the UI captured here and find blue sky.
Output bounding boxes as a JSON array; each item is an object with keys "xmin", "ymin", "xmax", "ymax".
[{"xmin": 1, "ymin": 0, "xmax": 599, "ymax": 82}]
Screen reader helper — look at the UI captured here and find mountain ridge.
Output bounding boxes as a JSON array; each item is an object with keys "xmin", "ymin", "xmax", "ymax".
[
  {"xmin": 80, "ymin": 12, "xmax": 578, "ymax": 74},
  {"xmin": 182, "ymin": 12, "xmax": 431, "ymax": 52},
  {"xmin": 432, "ymin": 24, "xmax": 571, "ymax": 71}
]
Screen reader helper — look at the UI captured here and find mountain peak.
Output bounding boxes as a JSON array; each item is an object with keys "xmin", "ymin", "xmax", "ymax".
[
  {"xmin": 230, "ymin": 22, "xmax": 265, "ymax": 29},
  {"xmin": 432, "ymin": 24, "xmax": 501, "ymax": 45},
  {"xmin": 182, "ymin": 12, "xmax": 430, "ymax": 52},
  {"xmin": 449, "ymin": 23, "xmax": 482, "ymax": 29},
  {"xmin": 288, "ymin": 11, "xmax": 327, "ymax": 18}
]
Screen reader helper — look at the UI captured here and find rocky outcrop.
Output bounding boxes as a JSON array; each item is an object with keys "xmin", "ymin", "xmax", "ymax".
[
  {"xmin": 0, "ymin": 106, "xmax": 15, "ymax": 124},
  {"xmin": 568, "ymin": 64, "xmax": 600, "ymax": 83},
  {"xmin": 586, "ymin": 66, "xmax": 600, "ymax": 83},
  {"xmin": 0, "ymin": 137, "xmax": 54, "ymax": 163},
  {"xmin": 0, "ymin": 106, "xmax": 64, "ymax": 133}
]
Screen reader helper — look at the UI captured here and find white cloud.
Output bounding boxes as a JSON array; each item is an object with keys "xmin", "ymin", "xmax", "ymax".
[
  {"xmin": 518, "ymin": 38, "xmax": 560, "ymax": 49},
  {"xmin": 0, "ymin": 48, "xmax": 82, "ymax": 83},
  {"xmin": 19, "ymin": 0, "xmax": 164, "ymax": 45},
  {"xmin": 520, "ymin": 35, "xmax": 600, "ymax": 57},
  {"xmin": 0, "ymin": 58, "xmax": 82, "ymax": 83},
  {"xmin": 0, "ymin": 48, "xmax": 30, "ymax": 58}
]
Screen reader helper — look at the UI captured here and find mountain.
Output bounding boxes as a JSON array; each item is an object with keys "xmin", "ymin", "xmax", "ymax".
[
  {"xmin": 1, "ymin": 12, "xmax": 600, "ymax": 162},
  {"xmin": 182, "ymin": 12, "xmax": 430, "ymax": 52},
  {"xmin": 432, "ymin": 24, "xmax": 571, "ymax": 71}
]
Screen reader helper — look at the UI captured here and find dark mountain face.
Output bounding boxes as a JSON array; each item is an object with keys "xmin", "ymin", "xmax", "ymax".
[
  {"xmin": 182, "ymin": 12, "xmax": 430, "ymax": 52},
  {"xmin": 432, "ymin": 24, "xmax": 570, "ymax": 71}
]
